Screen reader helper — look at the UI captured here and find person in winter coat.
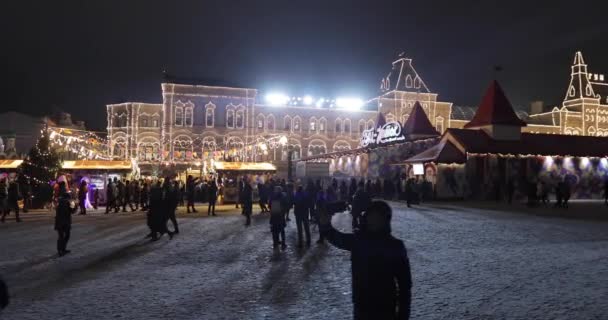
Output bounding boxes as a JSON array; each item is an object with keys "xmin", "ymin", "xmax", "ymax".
[
  {"xmin": 348, "ymin": 178, "xmax": 358, "ymax": 203},
  {"xmin": 351, "ymin": 181, "xmax": 371, "ymax": 231},
  {"xmin": 105, "ymin": 179, "xmax": 115, "ymax": 214},
  {"xmin": 320, "ymin": 200, "xmax": 412, "ymax": 320},
  {"xmin": 242, "ymin": 179, "xmax": 253, "ymax": 226},
  {"xmin": 167, "ymin": 181, "xmax": 180, "ymax": 233},
  {"xmin": 148, "ymin": 181, "xmax": 173, "ymax": 241},
  {"xmin": 55, "ymin": 190, "xmax": 75, "ymax": 256},
  {"xmin": 269, "ymin": 186, "xmax": 288, "ymax": 249},
  {"xmin": 207, "ymin": 180, "xmax": 218, "ymax": 216},
  {"xmin": 258, "ymin": 182, "xmax": 269, "ymax": 213},
  {"xmin": 293, "ymin": 185, "xmax": 311, "ymax": 247},
  {"xmin": 186, "ymin": 175, "xmax": 199, "ymax": 213},
  {"xmin": 339, "ymin": 180, "xmax": 348, "ymax": 202},
  {"xmin": 1, "ymin": 179, "xmax": 20, "ymax": 223},
  {"xmin": 78, "ymin": 180, "xmax": 88, "ymax": 215}
]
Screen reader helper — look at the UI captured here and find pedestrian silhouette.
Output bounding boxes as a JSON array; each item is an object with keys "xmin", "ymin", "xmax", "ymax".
[{"xmin": 320, "ymin": 200, "xmax": 412, "ymax": 319}]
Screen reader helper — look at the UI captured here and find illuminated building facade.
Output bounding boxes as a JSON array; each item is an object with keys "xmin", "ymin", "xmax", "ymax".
[{"xmin": 106, "ymin": 55, "xmax": 455, "ymax": 174}]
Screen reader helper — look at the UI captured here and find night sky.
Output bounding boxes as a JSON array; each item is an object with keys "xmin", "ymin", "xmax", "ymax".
[{"xmin": 2, "ymin": 0, "xmax": 607, "ymax": 131}]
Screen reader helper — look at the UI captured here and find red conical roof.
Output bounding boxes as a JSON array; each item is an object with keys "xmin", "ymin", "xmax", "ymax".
[
  {"xmin": 465, "ymin": 80, "xmax": 527, "ymax": 128},
  {"xmin": 403, "ymin": 101, "xmax": 439, "ymax": 136}
]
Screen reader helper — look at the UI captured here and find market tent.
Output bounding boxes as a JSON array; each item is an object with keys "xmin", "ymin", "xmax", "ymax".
[
  {"xmin": 213, "ymin": 161, "xmax": 276, "ymax": 171},
  {"xmin": 62, "ymin": 160, "xmax": 132, "ymax": 170},
  {"xmin": 403, "ymin": 139, "xmax": 465, "ymax": 164},
  {"xmin": 0, "ymin": 160, "xmax": 23, "ymax": 169}
]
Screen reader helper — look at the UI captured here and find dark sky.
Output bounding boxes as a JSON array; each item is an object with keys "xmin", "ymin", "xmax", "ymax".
[{"xmin": 2, "ymin": 0, "xmax": 608, "ymax": 131}]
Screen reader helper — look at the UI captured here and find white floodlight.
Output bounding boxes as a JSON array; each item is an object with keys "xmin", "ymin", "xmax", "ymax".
[
  {"xmin": 303, "ymin": 95, "xmax": 313, "ymax": 105},
  {"xmin": 316, "ymin": 98, "xmax": 325, "ymax": 108},
  {"xmin": 336, "ymin": 97, "xmax": 364, "ymax": 110},
  {"xmin": 265, "ymin": 93, "xmax": 289, "ymax": 106}
]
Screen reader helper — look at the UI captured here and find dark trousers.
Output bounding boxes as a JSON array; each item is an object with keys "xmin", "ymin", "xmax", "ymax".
[
  {"xmin": 259, "ymin": 200, "xmax": 268, "ymax": 213},
  {"xmin": 105, "ymin": 198, "xmax": 114, "ymax": 213},
  {"xmin": 295, "ymin": 214, "xmax": 311, "ymax": 245},
  {"xmin": 243, "ymin": 202, "xmax": 252, "ymax": 225},
  {"xmin": 271, "ymin": 228, "xmax": 285, "ymax": 245},
  {"xmin": 79, "ymin": 198, "xmax": 86, "ymax": 215},
  {"xmin": 1, "ymin": 200, "xmax": 19, "ymax": 222},
  {"xmin": 187, "ymin": 195, "xmax": 196, "ymax": 212},
  {"xmin": 208, "ymin": 200, "xmax": 216, "ymax": 215},
  {"xmin": 56, "ymin": 226, "xmax": 71, "ymax": 253},
  {"xmin": 168, "ymin": 209, "xmax": 179, "ymax": 233}
]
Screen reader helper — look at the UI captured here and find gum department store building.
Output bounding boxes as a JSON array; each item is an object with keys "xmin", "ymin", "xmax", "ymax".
[{"xmin": 106, "ymin": 52, "xmax": 608, "ymax": 175}]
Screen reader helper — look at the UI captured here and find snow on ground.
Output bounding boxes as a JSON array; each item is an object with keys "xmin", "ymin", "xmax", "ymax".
[{"xmin": 1, "ymin": 202, "xmax": 607, "ymax": 319}]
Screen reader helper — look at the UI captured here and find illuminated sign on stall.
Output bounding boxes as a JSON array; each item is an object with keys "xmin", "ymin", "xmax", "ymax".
[{"xmin": 359, "ymin": 121, "xmax": 406, "ymax": 147}]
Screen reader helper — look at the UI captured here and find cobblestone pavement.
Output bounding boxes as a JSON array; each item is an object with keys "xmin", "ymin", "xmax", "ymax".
[{"xmin": 1, "ymin": 202, "xmax": 607, "ymax": 319}]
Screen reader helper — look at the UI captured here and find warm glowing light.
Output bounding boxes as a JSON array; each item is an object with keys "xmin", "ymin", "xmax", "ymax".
[
  {"xmin": 580, "ymin": 157, "xmax": 590, "ymax": 168},
  {"xmin": 303, "ymin": 95, "xmax": 313, "ymax": 105},
  {"xmin": 265, "ymin": 93, "xmax": 290, "ymax": 106},
  {"xmin": 259, "ymin": 143, "xmax": 268, "ymax": 151},
  {"xmin": 336, "ymin": 97, "xmax": 363, "ymax": 110},
  {"xmin": 544, "ymin": 156, "xmax": 553, "ymax": 166},
  {"xmin": 601, "ymin": 158, "xmax": 608, "ymax": 168},
  {"xmin": 279, "ymin": 136, "xmax": 288, "ymax": 145}
]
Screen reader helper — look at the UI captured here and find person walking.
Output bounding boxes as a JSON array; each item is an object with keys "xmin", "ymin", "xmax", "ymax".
[
  {"xmin": 55, "ymin": 189, "xmax": 75, "ymax": 256},
  {"xmin": 242, "ymin": 178, "xmax": 253, "ymax": 226},
  {"xmin": 78, "ymin": 180, "xmax": 88, "ymax": 215},
  {"xmin": 186, "ymin": 175, "xmax": 199, "ymax": 213},
  {"xmin": 236, "ymin": 177, "xmax": 243, "ymax": 209},
  {"xmin": 167, "ymin": 181, "xmax": 180, "ymax": 233},
  {"xmin": 348, "ymin": 178, "xmax": 357, "ymax": 203},
  {"xmin": 339, "ymin": 180, "xmax": 348, "ymax": 202},
  {"xmin": 117, "ymin": 179, "xmax": 126, "ymax": 212},
  {"xmin": 320, "ymin": 200, "xmax": 412, "ymax": 320},
  {"xmin": 148, "ymin": 181, "xmax": 173, "ymax": 240},
  {"xmin": 269, "ymin": 186, "xmax": 287, "ymax": 249},
  {"xmin": 561, "ymin": 179, "xmax": 571, "ymax": 208},
  {"xmin": 258, "ymin": 181, "xmax": 269, "ymax": 213},
  {"xmin": 293, "ymin": 185, "xmax": 311, "ymax": 248},
  {"xmin": 207, "ymin": 180, "xmax": 218, "ymax": 216},
  {"xmin": 1, "ymin": 179, "xmax": 20, "ymax": 223},
  {"xmin": 105, "ymin": 178, "xmax": 115, "ymax": 214},
  {"xmin": 0, "ymin": 179, "xmax": 7, "ymax": 222},
  {"xmin": 351, "ymin": 181, "xmax": 371, "ymax": 231},
  {"xmin": 140, "ymin": 181, "xmax": 149, "ymax": 211},
  {"xmin": 284, "ymin": 181, "xmax": 294, "ymax": 222}
]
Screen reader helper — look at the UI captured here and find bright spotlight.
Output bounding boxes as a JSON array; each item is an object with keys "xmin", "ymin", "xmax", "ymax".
[
  {"xmin": 544, "ymin": 156, "xmax": 553, "ymax": 166},
  {"xmin": 336, "ymin": 97, "xmax": 364, "ymax": 110},
  {"xmin": 316, "ymin": 98, "xmax": 325, "ymax": 108},
  {"xmin": 581, "ymin": 157, "xmax": 590, "ymax": 168},
  {"xmin": 303, "ymin": 95, "xmax": 313, "ymax": 105},
  {"xmin": 601, "ymin": 158, "xmax": 608, "ymax": 168},
  {"xmin": 265, "ymin": 93, "xmax": 289, "ymax": 106}
]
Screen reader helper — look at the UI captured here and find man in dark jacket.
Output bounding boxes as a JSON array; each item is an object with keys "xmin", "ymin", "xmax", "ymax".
[
  {"xmin": 116, "ymin": 179, "xmax": 126, "ymax": 212},
  {"xmin": 167, "ymin": 181, "xmax": 180, "ymax": 233},
  {"xmin": 242, "ymin": 179, "xmax": 253, "ymax": 226},
  {"xmin": 293, "ymin": 185, "xmax": 311, "ymax": 247},
  {"xmin": 55, "ymin": 190, "xmax": 75, "ymax": 256},
  {"xmin": 186, "ymin": 175, "xmax": 199, "ymax": 213},
  {"xmin": 207, "ymin": 180, "xmax": 218, "ymax": 216},
  {"xmin": 351, "ymin": 182, "xmax": 371, "ymax": 231},
  {"xmin": 1, "ymin": 180, "xmax": 20, "ymax": 223},
  {"xmin": 148, "ymin": 181, "xmax": 173, "ymax": 241},
  {"xmin": 105, "ymin": 179, "xmax": 115, "ymax": 214},
  {"xmin": 320, "ymin": 200, "xmax": 412, "ymax": 320}
]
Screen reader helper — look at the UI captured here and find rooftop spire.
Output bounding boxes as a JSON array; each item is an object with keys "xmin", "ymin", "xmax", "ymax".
[
  {"xmin": 465, "ymin": 80, "xmax": 526, "ymax": 129},
  {"xmin": 403, "ymin": 101, "xmax": 439, "ymax": 137}
]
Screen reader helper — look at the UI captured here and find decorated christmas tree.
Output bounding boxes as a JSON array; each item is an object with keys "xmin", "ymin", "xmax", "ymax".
[{"xmin": 20, "ymin": 129, "xmax": 62, "ymax": 186}]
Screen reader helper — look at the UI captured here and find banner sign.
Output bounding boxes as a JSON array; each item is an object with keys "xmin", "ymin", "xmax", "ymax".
[{"xmin": 359, "ymin": 121, "xmax": 406, "ymax": 147}]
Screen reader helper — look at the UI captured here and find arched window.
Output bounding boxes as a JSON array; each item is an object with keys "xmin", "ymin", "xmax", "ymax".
[
  {"xmin": 308, "ymin": 139, "xmax": 327, "ymax": 156},
  {"xmin": 257, "ymin": 114, "xmax": 265, "ymax": 129},
  {"xmin": 405, "ymin": 75, "xmax": 413, "ymax": 88},
  {"xmin": 184, "ymin": 105, "xmax": 193, "ymax": 126},
  {"xmin": 137, "ymin": 137, "xmax": 160, "ymax": 161},
  {"xmin": 174, "ymin": 102, "xmax": 184, "ymax": 126},
  {"xmin": 319, "ymin": 118, "xmax": 327, "ymax": 134},
  {"xmin": 293, "ymin": 116, "xmax": 301, "ymax": 132},
  {"xmin": 309, "ymin": 117, "xmax": 317, "ymax": 133},
  {"xmin": 140, "ymin": 116, "xmax": 148, "ymax": 127},
  {"xmin": 226, "ymin": 109, "xmax": 235, "ymax": 128},
  {"xmin": 236, "ymin": 107, "xmax": 244, "ymax": 129},
  {"xmin": 152, "ymin": 119, "xmax": 159, "ymax": 127},
  {"xmin": 205, "ymin": 103, "xmax": 215, "ymax": 128},
  {"xmin": 435, "ymin": 116, "xmax": 444, "ymax": 133},
  {"xmin": 367, "ymin": 120, "xmax": 374, "ymax": 130},
  {"xmin": 343, "ymin": 119, "xmax": 351, "ymax": 135},
  {"xmin": 335, "ymin": 118, "xmax": 343, "ymax": 134},
  {"xmin": 414, "ymin": 77, "xmax": 421, "ymax": 89},
  {"xmin": 173, "ymin": 136, "xmax": 193, "ymax": 161},
  {"xmin": 359, "ymin": 119, "xmax": 366, "ymax": 133},
  {"xmin": 281, "ymin": 139, "xmax": 302, "ymax": 160},
  {"xmin": 333, "ymin": 140, "xmax": 351, "ymax": 152},
  {"xmin": 284, "ymin": 116, "xmax": 292, "ymax": 131},
  {"xmin": 112, "ymin": 137, "xmax": 127, "ymax": 159},
  {"xmin": 267, "ymin": 114, "xmax": 275, "ymax": 131},
  {"xmin": 202, "ymin": 136, "xmax": 217, "ymax": 155}
]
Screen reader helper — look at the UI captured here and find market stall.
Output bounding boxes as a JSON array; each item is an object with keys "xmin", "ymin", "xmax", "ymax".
[
  {"xmin": 60, "ymin": 160, "xmax": 134, "ymax": 205},
  {"xmin": 213, "ymin": 161, "xmax": 277, "ymax": 203}
]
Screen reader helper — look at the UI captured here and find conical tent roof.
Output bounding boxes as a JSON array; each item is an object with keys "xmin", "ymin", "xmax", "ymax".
[
  {"xmin": 464, "ymin": 80, "xmax": 527, "ymax": 128},
  {"xmin": 403, "ymin": 101, "xmax": 439, "ymax": 136}
]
